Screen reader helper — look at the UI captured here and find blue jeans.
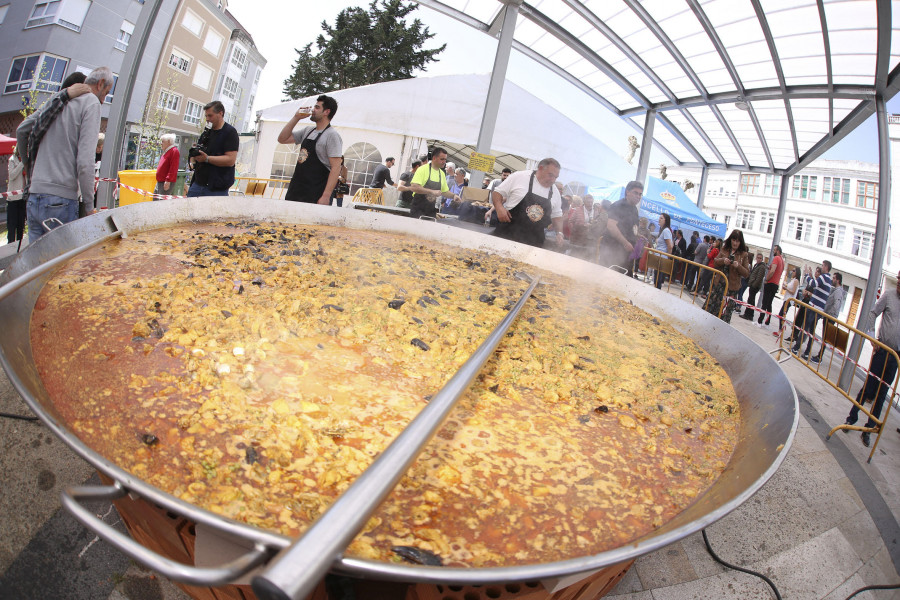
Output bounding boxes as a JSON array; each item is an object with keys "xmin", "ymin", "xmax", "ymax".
[
  {"xmin": 27, "ymin": 193, "xmax": 78, "ymax": 244},
  {"xmin": 187, "ymin": 182, "xmax": 230, "ymax": 197}
]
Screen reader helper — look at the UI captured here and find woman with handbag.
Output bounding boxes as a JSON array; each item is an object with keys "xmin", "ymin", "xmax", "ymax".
[{"xmin": 710, "ymin": 229, "xmax": 750, "ymax": 322}]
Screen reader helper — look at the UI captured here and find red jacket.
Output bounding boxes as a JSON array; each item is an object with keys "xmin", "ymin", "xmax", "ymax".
[{"xmin": 156, "ymin": 145, "xmax": 180, "ymax": 183}]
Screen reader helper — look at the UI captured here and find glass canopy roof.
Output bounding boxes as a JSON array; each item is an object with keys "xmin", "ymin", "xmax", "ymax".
[{"xmin": 417, "ymin": 0, "xmax": 900, "ymax": 175}]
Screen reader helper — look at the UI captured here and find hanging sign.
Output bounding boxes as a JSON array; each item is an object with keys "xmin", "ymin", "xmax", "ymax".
[{"xmin": 467, "ymin": 152, "xmax": 496, "ymax": 173}]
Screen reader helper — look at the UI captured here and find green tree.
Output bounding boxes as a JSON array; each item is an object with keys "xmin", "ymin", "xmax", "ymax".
[{"xmin": 283, "ymin": 0, "xmax": 445, "ymax": 99}]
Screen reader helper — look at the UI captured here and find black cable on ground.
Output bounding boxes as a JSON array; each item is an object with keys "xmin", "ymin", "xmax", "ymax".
[
  {"xmin": 844, "ymin": 583, "xmax": 900, "ymax": 599},
  {"xmin": 702, "ymin": 529, "xmax": 782, "ymax": 600},
  {"xmin": 0, "ymin": 411, "xmax": 39, "ymax": 422},
  {"xmin": 703, "ymin": 528, "xmax": 900, "ymax": 600}
]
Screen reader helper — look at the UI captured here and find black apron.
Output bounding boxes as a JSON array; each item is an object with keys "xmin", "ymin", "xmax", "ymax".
[
  {"xmin": 285, "ymin": 125, "xmax": 331, "ymax": 203},
  {"xmin": 410, "ymin": 164, "xmax": 441, "ymax": 219},
  {"xmin": 492, "ymin": 171, "xmax": 553, "ymax": 247}
]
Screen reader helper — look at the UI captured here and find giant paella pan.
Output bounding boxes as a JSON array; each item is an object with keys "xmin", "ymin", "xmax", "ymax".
[{"xmin": 0, "ymin": 198, "xmax": 797, "ymax": 597}]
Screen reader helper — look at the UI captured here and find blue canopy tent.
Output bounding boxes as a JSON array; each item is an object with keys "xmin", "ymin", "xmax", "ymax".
[{"xmin": 590, "ymin": 177, "xmax": 726, "ymax": 239}]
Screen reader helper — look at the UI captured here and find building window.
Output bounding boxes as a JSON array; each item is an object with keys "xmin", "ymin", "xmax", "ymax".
[
  {"xmin": 158, "ymin": 89, "xmax": 181, "ymax": 113},
  {"xmin": 35, "ymin": 54, "xmax": 67, "ymax": 91},
  {"xmin": 27, "ymin": 0, "xmax": 90, "ymax": 31},
  {"xmin": 857, "ymin": 181, "xmax": 878, "ymax": 210},
  {"xmin": 27, "ymin": 1, "xmax": 61, "ymax": 27},
  {"xmin": 5, "ymin": 55, "xmax": 40, "ymax": 93},
  {"xmin": 184, "ymin": 100, "xmax": 203, "ymax": 126},
  {"xmin": 790, "ymin": 175, "xmax": 817, "ymax": 200},
  {"xmin": 763, "ymin": 174, "xmax": 780, "ymax": 197},
  {"xmin": 231, "ymin": 46, "xmax": 247, "ymax": 71},
  {"xmin": 740, "ymin": 174, "xmax": 759, "ymax": 195},
  {"xmin": 105, "ymin": 74, "xmax": 118, "ymax": 104},
  {"xmin": 759, "ymin": 211, "xmax": 774, "ymax": 234},
  {"xmin": 821, "ymin": 176, "xmax": 850, "ymax": 204},
  {"xmin": 736, "ymin": 208, "xmax": 755, "ymax": 230},
  {"xmin": 5, "ymin": 53, "xmax": 70, "ymax": 94},
  {"xmin": 788, "ymin": 216, "xmax": 813, "ymax": 242},
  {"xmin": 723, "ymin": 215, "xmax": 731, "ymax": 226},
  {"xmin": 192, "ymin": 63, "xmax": 212, "ymax": 90},
  {"xmin": 203, "ymin": 30, "xmax": 223, "ymax": 57},
  {"xmin": 255, "ymin": 67, "xmax": 261, "ymax": 82},
  {"xmin": 0, "ymin": 5, "xmax": 10, "ymax": 24},
  {"xmin": 221, "ymin": 76, "xmax": 238, "ymax": 99},
  {"xmin": 168, "ymin": 49, "xmax": 191, "ymax": 74},
  {"xmin": 181, "ymin": 9, "xmax": 202, "ymax": 36},
  {"xmin": 817, "ymin": 222, "xmax": 840, "ymax": 249},
  {"xmin": 851, "ymin": 229, "xmax": 874, "ymax": 260},
  {"xmin": 115, "ymin": 20, "xmax": 134, "ymax": 52}
]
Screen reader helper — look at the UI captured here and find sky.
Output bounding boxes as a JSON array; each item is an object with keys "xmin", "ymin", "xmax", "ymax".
[{"xmin": 227, "ymin": 0, "xmax": 896, "ymax": 170}]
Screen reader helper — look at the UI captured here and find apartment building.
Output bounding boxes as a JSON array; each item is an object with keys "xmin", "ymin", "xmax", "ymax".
[
  {"xmin": 0, "ymin": 0, "xmax": 157, "ymax": 136},
  {"xmin": 127, "ymin": 0, "xmax": 265, "ymax": 169}
]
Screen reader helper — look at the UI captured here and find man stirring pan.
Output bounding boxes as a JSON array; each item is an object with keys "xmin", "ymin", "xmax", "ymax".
[{"xmin": 489, "ymin": 158, "xmax": 565, "ymax": 249}]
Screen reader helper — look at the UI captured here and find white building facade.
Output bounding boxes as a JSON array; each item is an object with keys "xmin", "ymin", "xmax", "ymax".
[{"xmin": 653, "ymin": 153, "xmax": 890, "ymax": 328}]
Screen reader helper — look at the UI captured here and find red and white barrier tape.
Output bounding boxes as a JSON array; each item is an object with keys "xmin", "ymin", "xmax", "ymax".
[{"xmin": 2, "ymin": 177, "xmax": 186, "ymax": 201}]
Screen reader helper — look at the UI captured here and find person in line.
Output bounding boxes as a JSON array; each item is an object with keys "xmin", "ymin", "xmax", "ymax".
[
  {"xmin": 154, "ymin": 133, "xmax": 180, "ymax": 198},
  {"xmin": 672, "ymin": 229, "xmax": 687, "ymax": 284},
  {"xmin": 809, "ymin": 272, "xmax": 846, "ymax": 364},
  {"xmin": 758, "ymin": 244, "xmax": 785, "ymax": 326},
  {"xmin": 491, "ymin": 158, "xmax": 565, "ymax": 249},
  {"xmin": 17, "ymin": 67, "xmax": 111, "ymax": 243},
  {"xmin": 188, "ymin": 101, "xmax": 240, "ymax": 198},
  {"xmin": 696, "ymin": 238, "xmax": 721, "ymax": 297},
  {"xmin": 653, "ymin": 213, "xmax": 673, "ymax": 290},
  {"xmin": 6, "ymin": 148, "xmax": 25, "ymax": 245},
  {"xmin": 487, "ymin": 167, "xmax": 512, "ymax": 192},
  {"xmin": 598, "ymin": 180, "xmax": 643, "ymax": 272},
  {"xmin": 443, "ymin": 168, "xmax": 467, "ymax": 214},
  {"xmin": 683, "ymin": 231, "xmax": 699, "ymax": 288},
  {"xmin": 788, "ymin": 266, "xmax": 819, "ymax": 345},
  {"xmin": 713, "ymin": 229, "xmax": 751, "ymax": 322},
  {"xmin": 774, "ymin": 266, "xmax": 802, "ymax": 337},
  {"xmin": 409, "ymin": 147, "xmax": 458, "ymax": 219},
  {"xmin": 689, "ymin": 235, "xmax": 709, "ymax": 292},
  {"xmin": 741, "ymin": 253, "xmax": 767, "ymax": 321},
  {"xmin": 278, "ymin": 95, "xmax": 342, "ymax": 204},
  {"xmin": 331, "ymin": 156, "xmax": 349, "ymax": 207},
  {"xmin": 396, "ymin": 159, "xmax": 421, "ymax": 209},
  {"xmin": 792, "ymin": 260, "xmax": 833, "ymax": 357},
  {"xmin": 370, "ymin": 157, "xmax": 395, "ymax": 189},
  {"xmin": 844, "ymin": 271, "xmax": 900, "ymax": 447}
]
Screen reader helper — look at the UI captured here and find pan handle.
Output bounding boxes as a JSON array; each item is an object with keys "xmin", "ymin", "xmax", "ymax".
[{"xmin": 61, "ymin": 481, "xmax": 272, "ymax": 586}]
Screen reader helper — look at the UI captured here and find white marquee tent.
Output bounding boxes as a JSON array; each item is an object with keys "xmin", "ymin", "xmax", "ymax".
[{"xmin": 253, "ymin": 74, "xmax": 637, "ymax": 189}]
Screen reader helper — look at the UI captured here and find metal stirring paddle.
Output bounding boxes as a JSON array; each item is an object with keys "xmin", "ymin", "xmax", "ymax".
[{"xmin": 251, "ymin": 275, "xmax": 541, "ymax": 600}]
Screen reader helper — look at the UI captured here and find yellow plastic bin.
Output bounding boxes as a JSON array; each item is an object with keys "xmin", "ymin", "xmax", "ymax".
[{"xmin": 117, "ymin": 170, "xmax": 157, "ymax": 205}]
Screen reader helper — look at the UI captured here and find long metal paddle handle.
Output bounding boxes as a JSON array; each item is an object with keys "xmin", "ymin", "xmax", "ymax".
[
  {"xmin": 0, "ymin": 214, "xmax": 125, "ymax": 303},
  {"xmin": 252, "ymin": 276, "xmax": 541, "ymax": 600}
]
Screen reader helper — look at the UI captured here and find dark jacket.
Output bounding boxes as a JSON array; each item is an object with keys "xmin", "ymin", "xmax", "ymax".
[{"xmin": 748, "ymin": 261, "xmax": 767, "ymax": 289}]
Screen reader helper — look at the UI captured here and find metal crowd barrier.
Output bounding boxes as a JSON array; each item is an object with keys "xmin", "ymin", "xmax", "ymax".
[
  {"xmin": 641, "ymin": 247, "xmax": 728, "ymax": 318},
  {"xmin": 772, "ymin": 297, "xmax": 898, "ymax": 462}
]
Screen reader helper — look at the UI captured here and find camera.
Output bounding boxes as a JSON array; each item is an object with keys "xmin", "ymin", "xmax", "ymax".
[{"xmin": 188, "ymin": 144, "xmax": 206, "ymax": 158}]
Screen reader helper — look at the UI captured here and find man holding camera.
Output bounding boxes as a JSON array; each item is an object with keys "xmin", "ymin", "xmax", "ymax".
[
  {"xmin": 278, "ymin": 95, "xmax": 343, "ymax": 204},
  {"xmin": 187, "ymin": 101, "xmax": 239, "ymax": 197}
]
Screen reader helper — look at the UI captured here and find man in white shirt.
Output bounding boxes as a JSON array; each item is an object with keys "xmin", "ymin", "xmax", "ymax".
[{"xmin": 490, "ymin": 158, "xmax": 564, "ymax": 248}]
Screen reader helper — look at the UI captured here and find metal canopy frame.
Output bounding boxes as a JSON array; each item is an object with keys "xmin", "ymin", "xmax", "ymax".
[{"xmin": 417, "ymin": 0, "xmax": 898, "ymax": 178}]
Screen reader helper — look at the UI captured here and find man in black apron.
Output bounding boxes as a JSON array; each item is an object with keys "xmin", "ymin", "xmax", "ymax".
[
  {"xmin": 409, "ymin": 147, "xmax": 459, "ymax": 219},
  {"xmin": 490, "ymin": 158, "xmax": 565, "ymax": 249},
  {"xmin": 277, "ymin": 95, "xmax": 343, "ymax": 204}
]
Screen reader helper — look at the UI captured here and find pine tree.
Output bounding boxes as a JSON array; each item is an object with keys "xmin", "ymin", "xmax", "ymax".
[{"xmin": 283, "ymin": 0, "xmax": 444, "ymax": 99}]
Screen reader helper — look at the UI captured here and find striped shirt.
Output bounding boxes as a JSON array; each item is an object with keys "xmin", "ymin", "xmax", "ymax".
[
  {"xmin": 863, "ymin": 290, "xmax": 900, "ymax": 352},
  {"xmin": 805, "ymin": 272, "xmax": 832, "ymax": 310}
]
